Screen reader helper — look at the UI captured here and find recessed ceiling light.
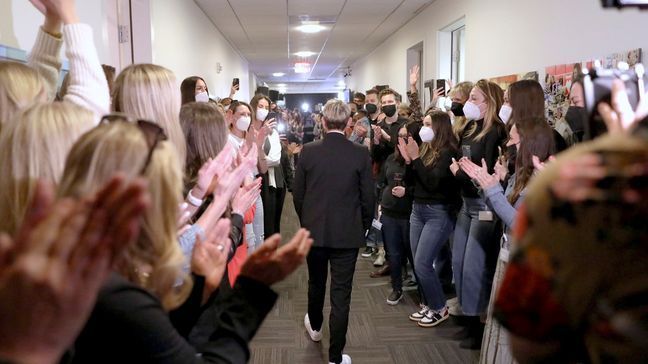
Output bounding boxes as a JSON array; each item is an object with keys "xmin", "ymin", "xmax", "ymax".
[
  {"xmin": 296, "ymin": 22, "xmax": 325, "ymax": 33},
  {"xmin": 295, "ymin": 51, "xmax": 316, "ymax": 57},
  {"xmin": 272, "ymin": 72, "xmax": 285, "ymax": 77},
  {"xmin": 294, "ymin": 62, "xmax": 311, "ymax": 74}
]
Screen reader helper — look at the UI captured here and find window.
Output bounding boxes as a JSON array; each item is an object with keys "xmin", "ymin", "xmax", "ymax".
[
  {"xmin": 438, "ymin": 18, "xmax": 465, "ymax": 84},
  {"xmin": 451, "ymin": 26, "xmax": 466, "ymax": 83}
]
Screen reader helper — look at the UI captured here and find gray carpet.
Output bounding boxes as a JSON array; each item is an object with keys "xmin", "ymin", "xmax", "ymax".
[{"xmin": 249, "ymin": 193, "xmax": 479, "ymax": 364}]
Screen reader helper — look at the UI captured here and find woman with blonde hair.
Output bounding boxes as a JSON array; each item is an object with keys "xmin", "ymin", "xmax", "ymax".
[
  {"xmin": 112, "ymin": 64, "xmax": 187, "ymax": 169},
  {"xmin": 449, "ymin": 81, "xmax": 474, "ymax": 137},
  {"xmin": 0, "ymin": 0, "xmax": 110, "ymax": 129},
  {"xmin": 450, "ymin": 79, "xmax": 508, "ymax": 349},
  {"xmin": 0, "ymin": 102, "xmax": 94, "ymax": 235},
  {"xmin": 0, "ymin": 63, "xmax": 46, "ymax": 130},
  {"xmin": 58, "ymin": 119, "xmax": 191, "ymax": 310}
]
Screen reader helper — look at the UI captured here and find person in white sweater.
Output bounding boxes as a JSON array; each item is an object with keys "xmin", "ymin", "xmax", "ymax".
[{"xmin": 22, "ymin": 0, "xmax": 109, "ymax": 123}]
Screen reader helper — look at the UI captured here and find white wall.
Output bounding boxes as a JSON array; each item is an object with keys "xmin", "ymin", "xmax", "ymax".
[
  {"xmin": 349, "ymin": 0, "xmax": 648, "ymax": 100},
  {"xmin": 0, "ymin": 0, "xmax": 118, "ymax": 66},
  {"xmin": 150, "ymin": 0, "xmax": 251, "ymax": 100}
]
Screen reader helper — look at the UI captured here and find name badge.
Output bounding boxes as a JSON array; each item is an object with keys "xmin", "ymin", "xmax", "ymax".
[
  {"xmin": 372, "ymin": 219, "xmax": 383, "ymax": 230},
  {"xmin": 478, "ymin": 210, "xmax": 494, "ymax": 221},
  {"xmin": 499, "ymin": 247, "xmax": 510, "ymax": 263}
]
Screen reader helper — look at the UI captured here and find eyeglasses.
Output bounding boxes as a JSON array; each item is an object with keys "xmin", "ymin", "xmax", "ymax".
[{"xmin": 100, "ymin": 113, "xmax": 168, "ymax": 174}]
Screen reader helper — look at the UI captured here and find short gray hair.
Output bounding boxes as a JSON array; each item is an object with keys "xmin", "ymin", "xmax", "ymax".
[{"xmin": 322, "ymin": 99, "xmax": 350, "ymax": 130}]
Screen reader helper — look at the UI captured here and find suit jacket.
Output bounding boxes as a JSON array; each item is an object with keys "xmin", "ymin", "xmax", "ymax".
[
  {"xmin": 67, "ymin": 273, "xmax": 277, "ymax": 364},
  {"xmin": 292, "ymin": 132, "xmax": 375, "ymax": 249}
]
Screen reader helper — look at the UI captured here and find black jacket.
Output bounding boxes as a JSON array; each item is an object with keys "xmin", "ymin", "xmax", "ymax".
[
  {"xmin": 406, "ymin": 149, "xmax": 461, "ymax": 207},
  {"xmin": 455, "ymin": 119, "xmax": 508, "ymax": 198},
  {"xmin": 379, "ymin": 154, "xmax": 413, "ymax": 219},
  {"xmin": 68, "ymin": 274, "xmax": 277, "ymax": 363},
  {"xmin": 293, "ymin": 132, "xmax": 375, "ymax": 249}
]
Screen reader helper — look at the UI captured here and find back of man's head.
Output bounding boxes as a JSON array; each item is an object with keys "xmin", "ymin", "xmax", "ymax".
[{"xmin": 323, "ymin": 99, "xmax": 350, "ymax": 131}]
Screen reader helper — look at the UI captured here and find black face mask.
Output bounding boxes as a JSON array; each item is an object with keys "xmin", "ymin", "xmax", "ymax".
[
  {"xmin": 565, "ymin": 106, "xmax": 587, "ymax": 133},
  {"xmin": 365, "ymin": 103, "xmax": 377, "ymax": 115},
  {"xmin": 382, "ymin": 104, "xmax": 397, "ymax": 118},
  {"xmin": 451, "ymin": 102, "xmax": 464, "ymax": 116}
]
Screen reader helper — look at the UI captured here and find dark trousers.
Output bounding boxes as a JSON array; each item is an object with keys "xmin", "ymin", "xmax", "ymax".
[
  {"xmin": 381, "ymin": 214, "xmax": 414, "ymax": 291},
  {"xmin": 263, "ymin": 185, "xmax": 286, "ymax": 237},
  {"xmin": 307, "ymin": 247, "xmax": 358, "ymax": 364}
]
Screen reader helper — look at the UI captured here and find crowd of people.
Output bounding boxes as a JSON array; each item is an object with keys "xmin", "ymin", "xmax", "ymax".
[{"xmin": 0, "ymin": 1, "xmax": 646, "ymax": 364}]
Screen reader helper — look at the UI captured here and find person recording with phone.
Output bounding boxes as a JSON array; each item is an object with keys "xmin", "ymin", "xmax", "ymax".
[{"xmin": 250, "ymin": 94, "xmax": 285, "ymax": 237}]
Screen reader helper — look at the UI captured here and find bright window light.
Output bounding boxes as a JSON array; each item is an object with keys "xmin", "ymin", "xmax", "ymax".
[
  {"xmin": 297, "ymin": 22, "xmax": 325, "ymax": 33},
  {"xmin": 272, "ymin": 72, "xmax": 285, "ymax": 77},
  {"xmin": 301, "ymin": 103, "xmax": 310, "ymax": 112},
  {"xmin": 295, "ymin": 51, "xmax": 316, "ymax": 57}
]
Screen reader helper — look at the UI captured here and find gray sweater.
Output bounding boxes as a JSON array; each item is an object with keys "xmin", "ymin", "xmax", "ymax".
[{"xmin": 483, "ymin": 173, "xmax": 526, "ymax": 250}]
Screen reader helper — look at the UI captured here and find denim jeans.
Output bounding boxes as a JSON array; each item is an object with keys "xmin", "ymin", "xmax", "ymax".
[
  {"xmin": 409, "ymin": 203, "xmax": 455, "ymax": 311},
  {"xmin": 246, "ymin": 195, "xmax": 265, "ymax": 255},
  {"xmin": 452, "ymin": 197, "xmax": 501, "ymax": 316},
  {"xmin": 380, "ymin": 214, "xmax": 414, "ymax": 291}
]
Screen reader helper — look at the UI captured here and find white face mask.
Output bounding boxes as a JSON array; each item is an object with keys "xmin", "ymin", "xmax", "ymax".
[
  {"xmin": 419, "ymin": 126, "xmax": 435, "ymax": 143},
  {"xmin": 499, "ymin": 105, "xmax": 513, "ymax": 123},
  {"xmin": 256, "ymin": 108, "xmax": 269, "ymax": 122},
  {"xmin": 195, "ymin": 91, "xmax": 209, "ymax": 103},
  {"xmin": 463, "ymin": 101, "xmax": 483, "ymax": 120},
  {"xmin": 235, "ymin": 116, "xmax": 251, "ymax": 131}
]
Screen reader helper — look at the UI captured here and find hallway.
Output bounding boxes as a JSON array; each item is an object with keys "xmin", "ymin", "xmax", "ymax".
[{"xmin": 249, "ymin": 193, "xmax": 479, "ymax": 364}]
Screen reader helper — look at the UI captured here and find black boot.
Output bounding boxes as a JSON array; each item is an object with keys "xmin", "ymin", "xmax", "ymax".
[{"xmin": 459, "ymin": 317, "xmax": 484, "ymax": 350}]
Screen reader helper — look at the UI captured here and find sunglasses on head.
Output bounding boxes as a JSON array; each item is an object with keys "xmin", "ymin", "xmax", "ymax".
[{"xmin": 100, "ymin": 113, "xmax": 168, "ymax": 174}]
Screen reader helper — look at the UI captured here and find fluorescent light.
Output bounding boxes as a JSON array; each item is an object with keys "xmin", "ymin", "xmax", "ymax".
[
  {"xmin": 297, "ymin": 22, "xmax": 325, "ymax": 33},
  {"xmin": 272, "ymin": 72, "xmax": 285, "ymax": 77},
  {"xmin": 295, "ymin": 51, "xmax": 316, "ymax": 57},
  {"xmin": 294, "ymin": 62, "xmax": 311, "ymax": 74}
]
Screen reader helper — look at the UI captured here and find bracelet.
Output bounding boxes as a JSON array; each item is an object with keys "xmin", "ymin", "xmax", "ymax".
[
  {"xmin": 41, "ymin": 25, "xmax": 63, "ymax": 39},
  {"xmin": 186, "ymin": 189, "xmax": 204, "ymax": 207}
]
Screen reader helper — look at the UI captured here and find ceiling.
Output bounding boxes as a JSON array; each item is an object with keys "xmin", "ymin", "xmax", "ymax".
[{"xmin": 194, "ymin": 0, "xmax": 434, "ymax": 94}]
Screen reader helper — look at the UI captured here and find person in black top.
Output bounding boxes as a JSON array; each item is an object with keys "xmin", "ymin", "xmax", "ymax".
[
  {"xmin": 368, "ymin": 89, "xmax": 409, "ymax": 270},
  {"xmin": 293, "ymin": 99, "xmax": 374, "ymax": 364},
  {"xmin": 378, "ymin": 127, "xmax": 415, "ymax": 306},
  {"xmin": 450, "ymin": 80, "xmax": 508, "ymax": 349},
  {"xmin": 398, "ymin": 111, "xmax": 461, "ymax": 328}
]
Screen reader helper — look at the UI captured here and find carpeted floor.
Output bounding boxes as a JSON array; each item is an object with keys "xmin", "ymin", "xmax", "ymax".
[{"xmin": 249, "ymin": 193, "xmax": 479, "ymax": 364}]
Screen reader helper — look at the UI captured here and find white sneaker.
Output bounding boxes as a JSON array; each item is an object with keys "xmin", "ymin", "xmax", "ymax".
[
  {"xmin": 329, "ymin": 354, "xmax": 352, "ymax": 364},
  {"xmin": 373, "ymin": 248, "xmax": 385, "ymax": 266},
  {"xmin": 417, "ymin": 306, "xmax": 449, "ymax": 327},
  {"xmin": 447, "ymin": 297, "xmax": 463, "ymax": 316},
  {"xmin": 304, "ymin": 314, "xmax": 322, "ymax": 342},
  {"xmin": 408, "ymin": 305, "xmax": 429, "ymax": 322}
]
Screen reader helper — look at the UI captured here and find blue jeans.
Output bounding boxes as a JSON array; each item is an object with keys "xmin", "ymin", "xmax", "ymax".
[
  {"xmin": 410, "ymin": 203, "xmax": 455, "ymax": 311},
  {"xmin": 380, "ymin": 214, "xmax": 414, "ymax": 291},
  {"xmin": 452, "ymin": 197, "xmax": 501, "ymax": 316},
  {"xmin": 246, "ymin": 195, "xmax": 265, "ymax": 255}
]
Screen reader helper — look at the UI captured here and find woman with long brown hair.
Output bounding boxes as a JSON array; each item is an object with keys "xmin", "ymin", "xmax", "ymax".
[
  {"xmin": 459, "ymin": 117, "xmax": 555, "ymax": 363},
  {"xmin": 397, "ymin": 111, "xmax": 461, "ymax": 326}
]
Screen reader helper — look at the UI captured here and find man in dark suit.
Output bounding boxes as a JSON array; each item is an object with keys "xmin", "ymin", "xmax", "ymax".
[{"xmin": 293, "ymin": 99, "xmax": 375, "ymax": 364}]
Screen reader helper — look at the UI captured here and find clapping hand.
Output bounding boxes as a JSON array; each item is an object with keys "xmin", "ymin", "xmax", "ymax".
[
  {"xmin": 240, "ymin": 229, "xmax": 313, "ymax": 286},
  {"xmin": 191, "ymin": 218, "xmax": 232, "ymax": 290},
  {"xmin": 0, "ymin": 176, "xmax": 148, "ymax": 364},
  {"xmin": 459, "ymin": 158, "xmax": 499, "ymax": 190},
  {"xmin": 450, "ymin": 158, "xmax": 460, "ymax": 176},
  {"xmin": 397, "ymin": 137, "xmax": 411, "ymax": 164},
  {"xmin": 232, "ymin": 177, "xmax": 262, "ymax": 216}
]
